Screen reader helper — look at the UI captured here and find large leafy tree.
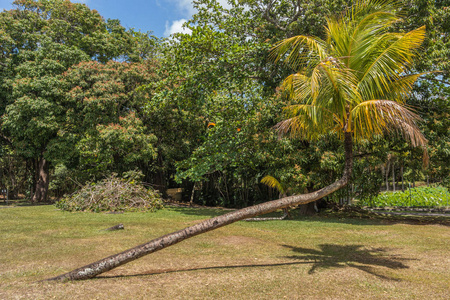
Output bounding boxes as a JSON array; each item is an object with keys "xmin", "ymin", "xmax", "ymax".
[
  {"xmin": 59, "ymin": 61, "xmax": 159, "ymax": 182},
  {"xmin": 0, "ymin": 0, "xmax": 158, "ymax": 201},
  {"xmin": 48, "ymin": 0, "xmax": 428, "ymax": 281},
  {"xmin": 146, "ymin": 1, "xmax": 274, "ymax": 197}
]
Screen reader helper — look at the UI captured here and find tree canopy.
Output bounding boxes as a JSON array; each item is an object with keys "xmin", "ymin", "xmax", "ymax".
[{"xmin": 0, "ymin": 0, "xmax": 448, "ymax": 205}]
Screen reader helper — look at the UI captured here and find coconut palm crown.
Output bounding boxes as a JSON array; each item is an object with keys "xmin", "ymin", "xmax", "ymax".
[{"xmin": 271, "ymin": 0, "xmax": 428, "ymax": 156}]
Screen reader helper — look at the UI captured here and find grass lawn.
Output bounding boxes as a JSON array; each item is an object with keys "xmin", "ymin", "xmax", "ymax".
[{"xmin": 0, "ymin": 205, "xmax": 449, "ymax": 299}]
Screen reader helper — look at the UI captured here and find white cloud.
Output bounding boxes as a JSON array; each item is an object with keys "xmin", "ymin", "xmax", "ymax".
[
  {"xmin": 216, "ymin": 0, "xmax": 232, "ymax": 9},
  {"xmin": 164, "ymin": 19, "xmax": 192, "ymax": 37},
  {"xmin": 166, "ymin": 0, "xmax": 231, "ymax": 17},
  {"xmin": 163, "ymin": 0, "xmax": 232, "ymax": 37},
  {"xmin": 167, "ymin": 0, "xmax": 196, "ymax": 17}
]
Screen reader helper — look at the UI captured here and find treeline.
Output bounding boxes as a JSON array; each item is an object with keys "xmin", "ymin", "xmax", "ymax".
[{"xmin": 0, "ymin": 0, "xmax": 449, "ymax": 208}]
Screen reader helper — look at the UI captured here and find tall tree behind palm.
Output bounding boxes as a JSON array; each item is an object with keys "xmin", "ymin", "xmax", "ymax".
[{"xmin": 49, "ymin": 0, "xmax": 428, "ymax": 281}]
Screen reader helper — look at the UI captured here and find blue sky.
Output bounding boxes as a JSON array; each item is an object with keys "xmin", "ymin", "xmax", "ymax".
[{"xmin": 0, "ymin": 0, "xmax": 205, "ymax": 37}]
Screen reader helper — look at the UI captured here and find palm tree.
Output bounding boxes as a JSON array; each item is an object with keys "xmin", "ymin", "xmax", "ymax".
[
  {"xmin": 270, "ymin": 0, "xmax": 427, "ymax": 176},
  {"xmin": 48, "ymin": 0, "xmax": 427, "ymax": 281}
]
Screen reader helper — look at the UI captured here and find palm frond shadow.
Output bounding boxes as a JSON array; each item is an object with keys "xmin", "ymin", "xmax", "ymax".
[{"xmin": 282, "ymin": 244, "xmax": 415, "ymax": 280}]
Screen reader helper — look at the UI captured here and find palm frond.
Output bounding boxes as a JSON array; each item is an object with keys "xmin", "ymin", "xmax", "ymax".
[
  {"xmin": 351, "ymin": 100, "xmax": 427, "ymax": 148},
  {"xmin": 313, "ymin": 60, "xmax": 361, "ymax": 116},
  {"xmin": 346, "ymin": 10, "xmax": 400, "ymax": 64},
  {"xmin": 357, "ymin": 26, "xmax": 425, "ymax": 100},
  {"xmin": 373, "ymin": 72, "xmax": 429, "ymax": 102},
  {"xmin": 261, "ymin": 175, "xmax": 285, "ymax": 194},
  {"xmin": 275, "ymin": 104, "xmax": 338, "ymax": 140},
  {"xmin": 281, "ymin": 73, "xmax": 312, "ymax": 101},
  {"xmin": 270, "ymin": 35, "xmax": 328, "ymax": 70},
  {"xmin": 351, "ymin": 0, "xmax": 402, "ymax": 19}
]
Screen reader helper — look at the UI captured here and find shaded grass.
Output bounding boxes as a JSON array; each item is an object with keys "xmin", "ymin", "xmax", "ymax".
[
  {"xmin": 0, "ymin": 205, "xmax": 449, "ymax": 299},
  {"xmin": 321, "ymin": 206, "xmax": 450, "ymax": 226}
]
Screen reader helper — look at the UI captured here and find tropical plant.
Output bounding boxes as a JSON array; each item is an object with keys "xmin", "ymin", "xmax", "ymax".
[
  {"xmin": 48, "ymin": 0, "xmax": 429, "ymax": 281},
  {"xmin": 261, "ymin": 175, "xmax": 286, "ymax": 196},
  {"xmin": 360, "ymin": 186, "xmax": 450, "ymax": 208},
  {"xmin": 271, "ymin": 0, "xmax": 428, "ymax": 161}
]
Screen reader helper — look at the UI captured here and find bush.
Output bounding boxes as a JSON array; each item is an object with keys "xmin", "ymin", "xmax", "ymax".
[
  {"xmin": 55, "ymin": 175, "xmax": 163, "ymax": 212},
  {"xmin": 360, "ymin": 186, "xmax": 450, "ymax": 207}
]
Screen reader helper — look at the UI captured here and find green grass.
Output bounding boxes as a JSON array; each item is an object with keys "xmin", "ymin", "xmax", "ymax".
[
  {"xmin": 0, "ymin": 205, "xmax": 449, "ymax": 299},
  {"xmin": 360, "ymin": 186, "xmax": 450, "ymax": 208}
]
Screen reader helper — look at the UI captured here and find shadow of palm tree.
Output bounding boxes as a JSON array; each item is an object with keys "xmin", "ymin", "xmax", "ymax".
[
  {"xmin": 282, "ymin": 244, "xmax": 415, "ymax": 280},
  {"xmin": 95, "ymin": 244, "xmax": 413, "ymax": 281},
  {"xmin": 95, "ymin": 261, "xmax": 313, "ymax": 279}
]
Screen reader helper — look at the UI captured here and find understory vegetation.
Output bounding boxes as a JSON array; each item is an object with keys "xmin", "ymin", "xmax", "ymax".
[{"xmin": 360, "ymin": 186, "xmax": 450, "ymax": 208}]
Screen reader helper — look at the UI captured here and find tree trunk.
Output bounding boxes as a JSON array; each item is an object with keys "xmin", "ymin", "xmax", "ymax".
[
  {"xmin": 297, "ymin": 201, "xmax": 317, "ymax": 215},
  {"xmin": 385, "ymin": 161, "xmax": 390, "ymax": 191},
  {"xmin": 189, "ymin": 182, "xmax": 196, "ymax": 206},
  {"xmin": 31, "ymin": 157, "xmax": 49, "ymax": 203},
  {"xmin": 401, "ymin": 165, "xmax": 404, "ymax": 192},
  {"xmin": 47, "ymin": 133, "xmax": 353, "ymax": 282},
  {"xmin": 350, "ymin": 184, "xmax": 354, "ymax": 205},
  {"xmin": 8, "ymin": 156, "xmax": 18, "ymax": 199},
  {"xmin": 392, "ymin": 163, "xmax": 395, "ymax": 192}
]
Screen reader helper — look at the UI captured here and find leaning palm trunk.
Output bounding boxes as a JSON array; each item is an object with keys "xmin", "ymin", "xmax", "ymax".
[{"xmin": 47, "ymin": 135, "xmax": 353, "ymax": 282}]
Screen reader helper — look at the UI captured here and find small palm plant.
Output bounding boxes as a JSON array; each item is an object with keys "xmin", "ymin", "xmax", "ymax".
[
  {"xmin": 261, "ymin": 175, "xmax": 292, "ymax": 218},
  {"xmin": 261, "ymin": 175, "xmax": 287, "ymax": 198}
]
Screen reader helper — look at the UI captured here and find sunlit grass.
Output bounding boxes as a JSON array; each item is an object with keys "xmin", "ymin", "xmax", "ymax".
[{"xmin": 0, "ymin": 205, "xmax": 449, "ymax": 299}]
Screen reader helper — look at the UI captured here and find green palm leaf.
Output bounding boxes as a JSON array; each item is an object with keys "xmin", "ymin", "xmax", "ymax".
[
  {"xmin": 275, "ymin": 104, "xmax": 338, "ymax": 140},
  {"xmin": 270, "ymin": 35, "xmax": 328, "ymax": 70},
  {"xmin": 357, "ymin": 26, "xmax": 426, "ymax": 101}
]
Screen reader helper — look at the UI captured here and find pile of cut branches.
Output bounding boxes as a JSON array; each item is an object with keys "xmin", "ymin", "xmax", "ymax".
[{"xmin": 56, "ymin": 175, "xmax": 163, "ymax": 212}]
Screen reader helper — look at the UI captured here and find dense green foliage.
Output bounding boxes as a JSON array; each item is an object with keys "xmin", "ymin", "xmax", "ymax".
[
  {"xmin": 0, "ymin": 0, "xmax": 160, "ymax": 201},
  {"xmin": 1, "ymin": 0, "xmax": 449, "ymax": 209},
  {"xmin": 360, "ymin": 186, "xmax": 450, "ymax": 207},
  {"xmin": 55, "ymin": 174, "xmax": 163, "ymax": 212}
]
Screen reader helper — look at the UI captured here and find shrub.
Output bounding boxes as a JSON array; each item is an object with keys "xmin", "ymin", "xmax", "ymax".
[
  {"xmin": 360, "ymin": 186, "xmax": 450, "ymax": 207},
  {"xmin": 56, "ymin": 175, "xmax": 163, "ymax": 212}
]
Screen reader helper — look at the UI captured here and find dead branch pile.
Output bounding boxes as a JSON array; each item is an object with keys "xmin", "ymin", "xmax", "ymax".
[{"xmin": 56, "ymin": 175, "xmax": 163, "ymax": 212}]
